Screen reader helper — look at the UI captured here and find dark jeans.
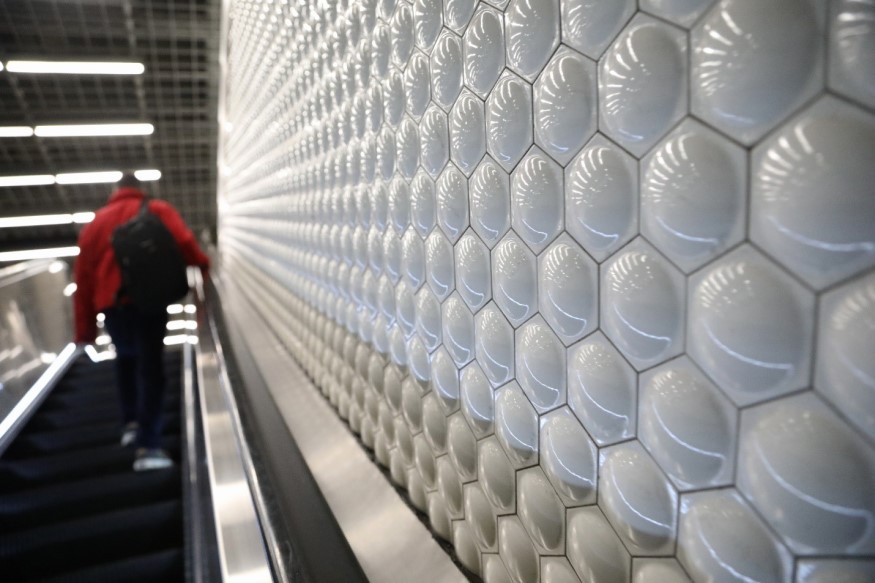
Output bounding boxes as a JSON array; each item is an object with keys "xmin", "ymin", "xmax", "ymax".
[{"xmin": 103, "ymin": 305, "xmax": 168, "ymax": 449}]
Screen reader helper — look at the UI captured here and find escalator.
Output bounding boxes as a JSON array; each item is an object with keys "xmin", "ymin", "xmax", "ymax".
[
  {"xmin": 0, "ymin": 350, "xmax": 185, "ymax": 581},
  {"xmin": 0, "ymin": 261, "xmax": 463, "ymax": 583}
]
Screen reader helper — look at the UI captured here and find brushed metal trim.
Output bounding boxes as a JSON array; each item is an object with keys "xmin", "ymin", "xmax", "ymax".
[{"xmin": 217, "ymin": 273, "xmax": 466, "ymax": 583}]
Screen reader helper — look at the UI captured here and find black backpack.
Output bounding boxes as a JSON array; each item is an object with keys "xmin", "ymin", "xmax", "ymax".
[{"xmin": 111, "ymin": 197, "xmax": 189, "ymax": 312}]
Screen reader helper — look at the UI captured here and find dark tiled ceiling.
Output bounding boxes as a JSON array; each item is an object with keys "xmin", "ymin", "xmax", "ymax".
[{"xmin": 0, "ymin": 0, "xmax": 220, "ymax": 249}]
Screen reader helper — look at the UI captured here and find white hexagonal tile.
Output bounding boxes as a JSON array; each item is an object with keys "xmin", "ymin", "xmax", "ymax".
[
  {"xmin": 396, "ymin": 116, "xmax": 421, "ymax": 178},
  {"xmin": 517, "ymin": 467, "xmax": 566, "ymax": 555},
  {"xmin": 422, "ymin": 391, "xmax": 449, "ymax": 453},
  {"xmin": 453, "ymin": 521, "xmax": 482, "ymax": 576},
  {"xmin": 455, "ymin": 230, "xmax": 493, "ymax": 311},
  {"xmin": 599, "ymin": 440, "xmax": 679, "ymax": 556},
  {"xmin": 415, "ymin": 285, "xmax": 442, "ymax": 350},
  {"xmin": 567, "ymin": 507, "xmax": 632, "ymax": 583},
  {"xmin": 495, "ymin": 381, "xmax": 540, "ymax": 468},
  {"xmin": 395, "ymin": 278, "xmax": 417, "ymax": 336},
  {"xmin": 437, "ymin": 454, "xmax": 465, "ymax": 518},
  {"xmin": 407, "ymin": 334, "xmax": 431, "ymax": 383},
  {"xmin": 447, "ymin": 412, "xmax": 478, "ymax": 481},
  {"xmin": 828, "ymin": 0, "xmax": 875, "ymax": 110},
  {"xmin": 372, "ymin": 22, "xmax": 393, "ymax": 78},
  {"xmin": 413, "ymin": 0, "xmax": 442, "ymax": 51},
  {"xmin": 401, "ymin": 227, "xmax": 426, "ymax": 290},
  {"xmin": 411, "ymin": 168, "xmax": 437, "ymax": 237},
  {"xmin": 600, "ymin": 238, "xmax": 686, "ymax": 371},
  {"xmin": 640, "ymin": 118, "xmax": 747, "ymax": 273},
  {"xmin": 478, "ymin": 436, "xmax": 517, "ymax": 514},
  {"xmin": 639, "ymin": 356, "xmax": 738, "ymax": 491},
  {"xmin": 463, "ymin": 5, "xmax": 506, "ymax": 99},
  {"xmin": 474, "ymin": 302, "xmax": 515, "ymax": 387},
  {"xmin": 688, "ymin": 245, "xmax": 816, "ymax": 406},
  {"xmin": 567, "ymin": 332, "xmax": 638, "ymax": 446},
  {"xmin": 431, "ymin": 30, "xmax": 464, "ymax": 111},
  {"xmin": 534, "ymin": 47, "xmax": 598, "ymax": 165},
  {"xmin": 691, "ymin": 0, "xmax": 825, "ymax": 145},
  {"xmin": 561, "ymin": 0, "xmax": 636, "ymax": 60},
  {"xmin": 402, "ymin": 374, "xmax": 427, "ymax": 432},
  {"xmin": 461, "ymin": 361, "xmax": 496, "ymax": 437},
  {"xmin": 565, "ymin": 134, "xmax": 639, "ymax": 261},
  {"xmin": 383, "ymin": 69, "xmax": 406, "ymax": 127},
  {"xmin": 427, "ymin": 491, "xmax": 453, "ymax": 540},
  {"xmin": 465, "ymin": 482, "xmax": 499, "ymax": 551},
  {"xmin": 815, "ymin": 271, "xmax": 875, "ymax": 441},
  {"xmin": 404, "ymin": 50, "xmax": 431, "ymax": 118},
  {"xmin": 678, "ymin": 488, "xmax": 793, "ymax": 583},
  {"xmin": 443, "ymin": 293, "xmax": 475, "ymax": 366},
  {"xmin": 750, "ymin": 97, "xmax": 875, "ymax": 290},
  {"xmin": 539, "ymin": 407, "xmax": 598, "ymax": 507},
  {"xmin": 738, "ymin": 392, "xmax": 875, "ymax": 556},
  {"xmin": 498, "ymin": 516, "xmax": 541, "ymax": 583},
  {"xmin": 425, "ymin": 229, "xmax": 455, "ymax": 300},
  {"xmin": 431, "ymin": 346, "xmax": 461, "ymax": 413},
  {"xmin": 486, "ymin": 71, "xmax": 534, "ymax": 172},
  {"xmin": 492, "ymin": 232, "xmax": 538, "ymax": 326},
  {"xmin": 515, "ymin": 316, "xmax": 567, "ymax": 412},
  {"xmin": 388, "ymin": 175, "xmax": 411, "ymax": 233},
  {"xmin": 445, "ymin": 0, "xmax": 477, "ymax": 33},
  {"xmin": 449, "ymin": 90, "xmax": 487, "ymax": 176},
  {"xmin": 391, "ymin": 2, "xmax": 414, "ymax": 65},
  {"xmin": 538, "ymin": 235, "xmax": 598, "ymax": 345},
  {"xmin": 599, "ymin": 14, "xmax": 688, "ymax": 157},
  {"xmin": 505, "ymin": 0, "xmax": 560, "ymax": 81},
  {"xmin": 414, "ymin": 430, "xmax": 438, "ymax": 488},
  {"xmin": 511, "ymin": 147, "xmax": 564, "ymax": 253},
  {"xmin": 470, "ymin": 156, "xmax": 512, "ymax": 247},
  {"xmin": 420, "ymin": 104, "xmax": 450, "ymax": 177},
  {"xmin": 436, "ymin": 165, "xmax": 470, "ymax": 242}
]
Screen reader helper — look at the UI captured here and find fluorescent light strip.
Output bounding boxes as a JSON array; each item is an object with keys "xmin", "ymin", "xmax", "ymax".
[
  {"xmin": 135, "ymin": 169, "xmax": 161, "ymax": 181},
  {"xmin": 0, "ymin": 212, "xmax": 95, "ymax": 229},
  {"xmin": 4, "ymin": 60, "xmax": 144, "ymax": 75},
  {"xmin": 56, "ymin": 171, "xmax": 122, "ymax": 185},
  {"xmin": 0, "ymin": 174, "xmax": 55, "ymax": 187},
  {"xmin": 0, "ymin": 246, "xmax": 79, "ymax": 262},
  {"xmin": 0, "ymin": 126, "xmax": 34, "ymax": 138},
  {"xmin": 0, "ymin": 169, "xmax": 161, "ymax": 188},
  {"xmin": 34, "ymin": 123, "xmax": 154, "ymax": 137}
]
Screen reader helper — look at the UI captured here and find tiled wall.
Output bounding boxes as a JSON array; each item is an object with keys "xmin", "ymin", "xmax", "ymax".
[{"xmin": 217, "ymin": 1, "xmax": 875, "ymax": 581}]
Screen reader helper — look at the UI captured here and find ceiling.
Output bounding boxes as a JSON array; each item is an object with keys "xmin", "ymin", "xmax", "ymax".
[{"xmin": 0, "ymin": 0, "xmax": 221, "ymax": 251}]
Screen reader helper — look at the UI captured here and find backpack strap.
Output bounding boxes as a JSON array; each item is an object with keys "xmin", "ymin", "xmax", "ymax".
[{"xmin": 114, "ymin": 194, "xmax": 152, "ymax": 306}]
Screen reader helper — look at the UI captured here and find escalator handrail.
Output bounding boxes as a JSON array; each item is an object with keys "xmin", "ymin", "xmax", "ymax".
[{"xmin": 190, "ymin": 268, "xmax": 281, "ymax": 583}]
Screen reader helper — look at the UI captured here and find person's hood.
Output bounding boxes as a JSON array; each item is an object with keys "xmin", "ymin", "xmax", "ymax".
[{"xmin": 107, "ymin": 187, "xmax": 146, "ymax": 204}]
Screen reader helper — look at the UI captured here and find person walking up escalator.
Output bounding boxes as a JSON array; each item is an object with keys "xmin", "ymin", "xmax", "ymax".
[{"xmin": 73, "ymin": 172, "xmax": 209, "ymax": 471}]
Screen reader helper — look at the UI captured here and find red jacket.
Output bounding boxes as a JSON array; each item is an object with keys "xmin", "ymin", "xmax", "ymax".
[{"xmin": 74, "ymin": 187, "xmax": 210, "ymax": 343}]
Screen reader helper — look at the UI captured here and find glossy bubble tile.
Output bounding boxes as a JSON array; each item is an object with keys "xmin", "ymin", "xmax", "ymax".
[
  {"xmin": 750, "ymin": 97, "xmax": 875, "ymax": 290},
  {"xmin": 691, "ymin": 0, "xmax": 825, "ymax": 145},
  {"xmin": 688, "ymin": 245, "xmax": 815, "ymax": 406},
  {"xmin": 220, "ymin": 1, "xmax": 875, "ymax": 579},
  {"xmin": 738, "ymin": 392, "xmax": 875, "ymax": 556},
  {"xmin": 678, "ymin": 488, "xmax": 793, "ymax": 583}
]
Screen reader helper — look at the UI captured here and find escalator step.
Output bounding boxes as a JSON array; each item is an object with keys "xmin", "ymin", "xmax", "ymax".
[
  {"xmin": 4, "ymin": 413, "xmax": 182, "ymax": 459},
  {"xmin": 20, "ymin": 407, "xmax": 181, "ymax": 434},
  {"xmin": 36, "ymin": 548, "xmax": 184, "ymax": 583},
  {"xmin": 0, "ymin": 499, "xmax": 183, "ymax": 579},
  {"xmin": 0, "ymin": 466, "xmax": 180, "ymax": 529},
  {"xmin": 0, "ymin": 437, "xmax": 180, "ymax": 492}
]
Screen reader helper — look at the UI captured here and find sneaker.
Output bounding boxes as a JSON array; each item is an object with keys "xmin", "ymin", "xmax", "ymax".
[
  {"xmin": 120, "ymin": 422, "xmax": 138, "ymax": 447},
  {"xmin": 133, "ymin": 448, "xmax": 174, "ymax": 471}
]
